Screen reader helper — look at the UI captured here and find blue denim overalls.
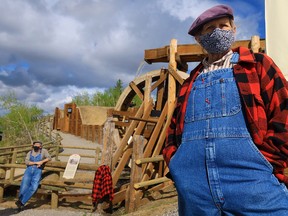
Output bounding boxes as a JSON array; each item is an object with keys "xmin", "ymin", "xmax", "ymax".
[
  {"xmin": 168, "ymin": 53, "xmax": 288, "ymax": 216},
  {"xmin": 19, "ymin": 151, "xmax": 43, "ymax": 205}
]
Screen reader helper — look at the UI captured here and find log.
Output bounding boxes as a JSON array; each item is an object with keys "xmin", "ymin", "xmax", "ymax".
[
  {"xmin": 134, "ymin": 177, "xmax": 170, "ymax": 189},
  {"xmin": 135, "ymin": 155, "xmax": 163, "ymax": 165},
  {"xmin": 125, "ymin": 135, "xmax": 144, "ymax": 213}
]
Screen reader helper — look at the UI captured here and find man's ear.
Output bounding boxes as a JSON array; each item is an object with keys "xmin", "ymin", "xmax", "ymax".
[
  {"xmin": 194, "ymin": 36, "xmax": 200, "ymax": 44},
  {"xmin": 232, "ymin": 26, "xmax": 236, "ymax": 34}
]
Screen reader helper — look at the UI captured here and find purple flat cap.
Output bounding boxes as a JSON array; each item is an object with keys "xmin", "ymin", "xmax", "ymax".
[{"xmin": 188, "ymin": 5, "xmax": 234, "ymax": 36}]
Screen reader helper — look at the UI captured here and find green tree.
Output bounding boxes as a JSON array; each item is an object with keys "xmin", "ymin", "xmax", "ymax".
[
  {"xmin": 72, "ymin": 79, "xmax": 124, "ymax": 107},
  {"xmin": 72, "ymin": 91, "xmax": 91, "ymax": 106},
  {"xmin": 0, "ymin": 92, "xmax": 44, "ymax": 146},
  {"xmin": 71, "ymin": 79, "xmax": 142, "ymax": 108}
]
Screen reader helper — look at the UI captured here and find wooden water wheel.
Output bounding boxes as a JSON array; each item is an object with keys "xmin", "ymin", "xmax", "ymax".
[{"xmin": 102, "ymin": 39, "xmax": 189, "ymax": 212}]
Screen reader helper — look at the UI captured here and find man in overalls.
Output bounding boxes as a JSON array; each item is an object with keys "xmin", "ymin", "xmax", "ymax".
[
  {"xmin": 15, "ymin": 141, "xmax": 51, "ymax": 211},
  {"xmin": 163, "ymin": 4, "xmax": 288, "ymax": 216}
]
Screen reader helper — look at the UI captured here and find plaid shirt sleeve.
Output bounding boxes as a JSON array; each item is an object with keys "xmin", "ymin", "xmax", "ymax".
[{"xmin": 234, "ymin": 47, "xmax": 288, "ymax": 184}]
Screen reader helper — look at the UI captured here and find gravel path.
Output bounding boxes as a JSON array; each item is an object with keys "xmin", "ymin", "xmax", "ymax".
[
  {"xmin": 0, "ymin": 207, "xmax": 102, "ymax": 216},
  {"xmin": 57, "ymin": 131, "xmax": 102, "ymax": 164}
]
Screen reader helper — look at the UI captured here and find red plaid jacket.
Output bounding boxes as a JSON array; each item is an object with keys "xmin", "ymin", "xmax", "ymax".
[
  {"xmin": 92, "ymin": 165, "xmax": 114, "ymax": 203},
  {"xmin": 163, "ymin": 46, "xmax": 288, "ymax": 184}
]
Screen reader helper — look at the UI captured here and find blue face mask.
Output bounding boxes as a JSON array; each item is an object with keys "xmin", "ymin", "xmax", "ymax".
[{"xmin": 199, "ymin": 28, "xmax": 235, "ymax": 54}]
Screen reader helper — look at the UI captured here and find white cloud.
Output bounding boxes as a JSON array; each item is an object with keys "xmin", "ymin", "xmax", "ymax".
[
  {"xmin": 157, "ymin": 0, "xmax": 217, "ymax": 21},
  {"xmin": 0, "ymin": 0, "xmax": 265, "ymax": 114}
]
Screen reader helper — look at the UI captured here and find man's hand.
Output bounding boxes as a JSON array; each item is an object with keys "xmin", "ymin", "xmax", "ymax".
[{"xmin": 35, "ymin": 161, "xmax": 44, "ymax": 168}]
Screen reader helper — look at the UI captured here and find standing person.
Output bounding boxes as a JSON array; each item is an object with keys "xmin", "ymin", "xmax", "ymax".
[
  {"xmin": 15, "ymin": 141, "xmax": 51, "ymax": 211},
  {"xmin": 163, "ymin": 4, "xmax": 288, "ymax": 216}
]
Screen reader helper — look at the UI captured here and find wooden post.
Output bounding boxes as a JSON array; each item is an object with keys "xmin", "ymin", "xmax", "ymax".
[
  {"xmin": 125, "ymin": 135, "xmax": 144, "ymax": 213},
  {"xmin": 101, "ymin": 117, "xmax": 114, "ymax": 168},
  {"xmin": 95, "ymin": 147, "xmax": 101, "ymax": 165},
  {"xmin": 51, "ymin": 191, "xmax": 59, "ymax": 209},
  {"xmin": 98, "ymin": 126, "xmax": 102, "ymax": 144},
  {"xmin": 144, "ymin": 75, "xmax": 152, "ymax": 111},
  {"xmin": 0, "ymin": 167, "xmax": 6, "ymax": 203},
  {"xmin": 10, "ymin": 149, "xmax": 17, "ymax": 182},
  {"xmin": 251, "ymin": 35, "xmax": 260, "ymax": 53},
  {"xmin": 91, "ymin": 125, "xmax": 96, "ymax": 142},
  {"xmin": 55, "ymin": 143, "xmax": 60, "ymax": 162},
  {"xmin": 49, "ymin": 171, "xmax": 60, "ymax": 209},
  {"xmin": 168, "ymin": 39, "xmax": 177, "ymax": 116},
  {"xmin": 55, "ymin": 134, "xmax": 61, "ymax": 161}
]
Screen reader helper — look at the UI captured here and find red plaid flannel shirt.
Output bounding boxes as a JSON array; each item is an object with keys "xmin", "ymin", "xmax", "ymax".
[
  {"xmin": 163, "ymin": 46, "xmax": 288, "ymax": 184},
  {"xmin": 92, "ymin": 165, "xmax": 114, "ymax": 203}
]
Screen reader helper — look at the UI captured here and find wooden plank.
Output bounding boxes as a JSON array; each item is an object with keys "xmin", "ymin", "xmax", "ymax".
[
  {"xmin": 155, "ymin": 69, "xmax": 166, "ymax": 110},
  {"xmin": 129, "ymin": 81, "xmax": 144, "ymax": 100},
  {"xmin": 135, "ymin": 155, "xmax": 163, "ymax": 165},
  {"xmin": 128, "ymin": 116, "xmax": 158, "ymax": 123},
  {"xmin": 142, "ymin": 102, "xmax": 167, "ymax": 162},
  {"xmin": 144, "ymin": 75, "xmax": 152, "ymax": 112},
  {"xmin": 113, "ymin": 121, "xmax": 130, "ymax": 127},
  {"xmin": 111, "ymin": 110, "xmax": 138, "ymax": 118},
  {"xmin": 51, "ymin": 190, "xmax": 59, "ymax": 209},
  {"xmin": 134, "ymin": 177, "xmax": 170, "ymax": 189},
  {"xmin": 151, "ymin": 69, "xmax": 167, "ymax": 92},
  {"xmin": 112, "ymin": 187, "xmax": 127, "ymax": 204},
  {"xmin": 0, "ymin": 167, "xmax": 5, "ymax": 203},
  {"xmin": 167, "ymin": 39, "xmax": 177, "ymax": 125},
  {"xmin": 168, "ymin": 63, "xmax": 186, "ymax": 85},
  {"xmin": 101, "ymin": 118, "xmax": 114, "ymax": 167},
  {"xmin": 41, "ymin": 180, "xmax": 93, "ymax": 189},
  {"xmin": 251, "ymin": 35, "xmax": 261, "ymax": 53},
  {"xmin": 125, "ymin": 135, "xmax": 144, "ymax": 213}
]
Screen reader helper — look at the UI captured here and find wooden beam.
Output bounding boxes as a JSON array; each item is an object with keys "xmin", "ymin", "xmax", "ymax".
[
  {"xmin": 155, "ymin": 69, "xmax": 166, "ymax": 110},
  {"xmin": 144, "ymin": 75, "xmax": 152, "ymax": 112},
  {"xmin": 128, "ymin": 116, "xmax": 158, "ymax": 123},
  {"xmin": 134, "ymin": 177, "xmax": 170, "ymax": 189},
  {"xmin": 144, "ymin": 38, "xmax": 266, "ymax": 64},
  {"xmin": 135, "ymin": 155, "xmax": 163, "ymax": 165},
  {"xmin": 167, "ymin": 39, "xmax": 177, "ymax": 121},
  {"xmin": 125, "ymin": 135, "xmax": 144, "ymax": 213},
  {"xmin": 129, "ymin": 81, "xmax": 144, "ymax": 100},
  {"xmin": 168, "ymin": 64, "xmax": 186, "ymax": 85},
  {"xmin": 151, "ymin": 69, "xmax": 168, "ymax": 92}
]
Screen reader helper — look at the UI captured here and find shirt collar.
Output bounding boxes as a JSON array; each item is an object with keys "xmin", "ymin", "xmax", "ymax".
[{"xmin": 202, "ymin": 50, "xmax": 233, "ymax": 68}]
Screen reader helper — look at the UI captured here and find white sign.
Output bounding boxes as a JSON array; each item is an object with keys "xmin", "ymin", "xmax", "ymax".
[{"xmin": 63, "ymin": 154, "xmax": 81, "ymax": 179}]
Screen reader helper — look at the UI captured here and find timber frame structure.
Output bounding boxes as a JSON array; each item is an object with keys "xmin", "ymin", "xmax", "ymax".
[{"xmin": 103, "ymin": 36, "xmax": 266, "ymax": 212}]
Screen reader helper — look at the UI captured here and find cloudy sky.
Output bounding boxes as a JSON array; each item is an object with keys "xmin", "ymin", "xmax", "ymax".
[{"xmin": 0, "ymin": 0, "xmax": 265, "ymax": 115}]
